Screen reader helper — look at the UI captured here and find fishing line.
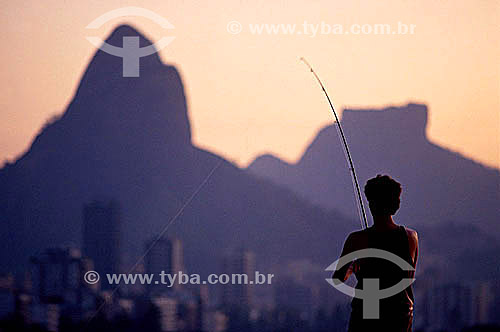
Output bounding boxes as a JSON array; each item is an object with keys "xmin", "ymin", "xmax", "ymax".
[{"xmin": 86, "ymin": 159, "xmax": 223, "ymax": 325}]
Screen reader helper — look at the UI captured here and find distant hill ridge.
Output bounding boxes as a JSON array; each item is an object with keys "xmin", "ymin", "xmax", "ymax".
[{"xmin": 248, "ymin": 103, "xmax": 500, "ymax": 238}]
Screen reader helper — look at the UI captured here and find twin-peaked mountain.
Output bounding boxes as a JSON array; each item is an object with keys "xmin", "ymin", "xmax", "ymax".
[
  {"xmin": 1, "ymin": 24, "xmax": 498, "ymax": 284},
  {"xmin": 0, "ymin": 25, "xmax": 352, "ymax": 278}
]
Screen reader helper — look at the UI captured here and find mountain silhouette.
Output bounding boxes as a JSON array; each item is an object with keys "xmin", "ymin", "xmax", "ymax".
[
  {"xmin": 248, "ymin": 103, "xmax": 500, "ymax": 280},
  {"xmin": 2, "ymin": 25, "xmax": 498, "ymax": 284},
  {"xmin": 248, "ymin": 103, "xmax": 499, "ymax": 236},
  {"xmin": 0, "ymin": 25, "xmax": 353, "ymax": 278}
]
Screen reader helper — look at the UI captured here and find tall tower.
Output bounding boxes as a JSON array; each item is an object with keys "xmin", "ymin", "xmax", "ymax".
[
  {"xmin": 30, "ymin": 247, "xmax": 87, "ymax": 331},
  {"xmin": 170, "ymin": 238, "xmax": 184, "ymax": 278},
  {"xmin": 145, "ymin": 237, "xmax": 184, "ymax": 294},
  {"xmin": 82, "ymin": 200, "xmax": 121, "ymax": 290},
  {"xmin": 31, "ymin": 247, "xmax": 84, "ymax": 305},
  {"xmin": 222, "ymin": 248, "xmax": 255, "ymax": 309}
]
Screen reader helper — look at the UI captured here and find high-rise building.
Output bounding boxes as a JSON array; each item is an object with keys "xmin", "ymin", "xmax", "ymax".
[
  {"xmin": 82, "ymin": 200, "xmax": 121, "ymax": 289},
  {"xmin": 203, "ymin": 309, "xmax": 228, "ymax": 332},
  {"xmin": 171, "ymin": 238, "xmax": 184, "ymax": 278},
  {"xmin": 16, "ymin": 293, "xmax": 32, "ymax": 327},
  {"xmin": 30, "ymin": 247, "xmax": 88, "ymax": 331},
  {"xmin": 274, "ymin": 278, "xmax": 313, "ymax": 319},
  {"xmin": 30, "ymin": 247, "xmax": 84, "ymax": 305},
  {"xmin": 0, "ymin": 274, "xmax": 15, "ymax": 320},
  {"xmin": 424, "ymin": 282, "xmax": 472, "ymax": 331},
  {"xmin": 154, "ymin": 296, "xmax": 178, "ymax": 331},
  {"xmin": 471, "ymin": 281, "xmax": 494, "ymax": 325},
  {"xmin": 145, "ymin": 237, "xmax": 184, "ymax": 293},
  {"xmin": 222, "ymin": 248, "xmax": 255, "ymax": 309}
]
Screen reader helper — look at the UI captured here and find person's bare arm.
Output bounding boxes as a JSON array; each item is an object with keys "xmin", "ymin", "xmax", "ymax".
[
  {"xmin": 332, "ymin": 232, "xmax": 359, "ymax": 282},
  {"xmin": 406, "ymin": 228, "xmax": 418, "ymax": 267}
]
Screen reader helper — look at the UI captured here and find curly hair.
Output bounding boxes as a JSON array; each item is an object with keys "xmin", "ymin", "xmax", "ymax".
[{"xmin": 364, "ymin": 174, "xmax": 402, "ymax": 216}]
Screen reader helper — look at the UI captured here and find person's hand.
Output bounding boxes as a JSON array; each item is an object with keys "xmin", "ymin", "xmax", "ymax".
[{"xmin": 352, "ymin": 260, "xmax": 361, "ymax": 274}]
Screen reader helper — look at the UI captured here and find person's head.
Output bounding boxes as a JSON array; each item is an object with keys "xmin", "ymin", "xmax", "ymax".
[{"xmin": 364, "ymin": 174, "xmax": 402, "ymax": 217}]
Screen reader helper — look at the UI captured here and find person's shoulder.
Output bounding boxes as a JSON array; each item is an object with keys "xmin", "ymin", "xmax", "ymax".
[
  {"xmin": 343, "ymin": 230, "xmax": 369, "ymax": 251},
  {"xmin": 346, "ymin": 229, "xmax": 370, "ymax": 242},
  {"xmin": 405, "ymin": 227, "xmax": 418, "ymax": 243}
]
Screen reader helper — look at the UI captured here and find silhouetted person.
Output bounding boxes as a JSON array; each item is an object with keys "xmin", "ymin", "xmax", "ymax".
[{"xmin": 333, "ymin": 175, "xmax": 418, "ymax": 332}]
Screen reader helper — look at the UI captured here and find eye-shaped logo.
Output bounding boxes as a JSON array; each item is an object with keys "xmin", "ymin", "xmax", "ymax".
[
  {"xmin": 86, "ymin": 7, "xmax": 175, "ymax": 77},
  {"xmin": 325, "ymin": 248, "xmax": 415, "ymax": 319}
]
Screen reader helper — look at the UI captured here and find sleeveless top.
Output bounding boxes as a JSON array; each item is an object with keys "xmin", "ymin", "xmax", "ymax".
[{"xmin": 350, "ymin": 225, "xmax": 415, "ymax": 319}]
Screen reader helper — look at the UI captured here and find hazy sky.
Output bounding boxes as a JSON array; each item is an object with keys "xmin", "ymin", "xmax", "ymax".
[{"xmin": 1, "ymin": 0, "xmax": 499, "ymax": 168}]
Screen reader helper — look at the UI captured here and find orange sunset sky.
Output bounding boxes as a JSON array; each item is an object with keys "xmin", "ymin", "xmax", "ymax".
[{"xmin": 1, "ymin": 0, "xmax": 499, "ymax": 168}]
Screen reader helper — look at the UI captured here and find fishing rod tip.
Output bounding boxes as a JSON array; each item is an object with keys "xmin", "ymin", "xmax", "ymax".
[{"xmin": 299, "ymin": 57, "xmax": 312, "ymax": 69}]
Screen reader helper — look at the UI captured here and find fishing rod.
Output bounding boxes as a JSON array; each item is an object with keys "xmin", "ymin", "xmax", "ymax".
[{"xmin": 300, "ymin": 57, "xmax": 368, "ymax": 229}]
